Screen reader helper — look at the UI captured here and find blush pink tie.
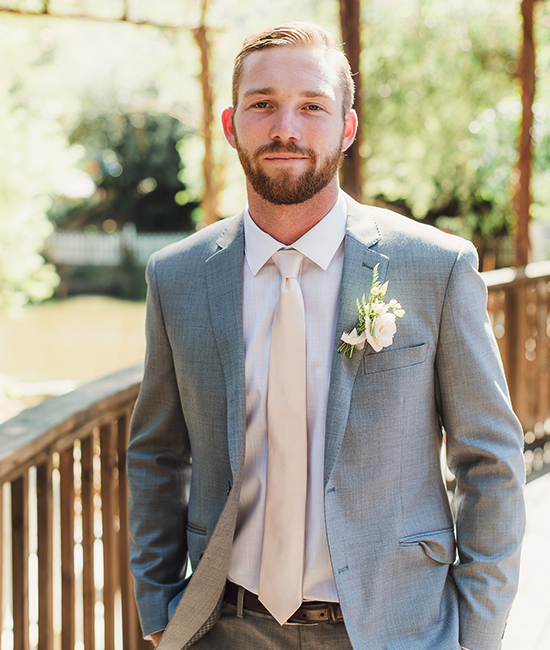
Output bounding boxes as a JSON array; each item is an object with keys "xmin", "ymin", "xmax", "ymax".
[{"xmin": 258, "ymin": 249, "xmax": 308, "ymax": 626}]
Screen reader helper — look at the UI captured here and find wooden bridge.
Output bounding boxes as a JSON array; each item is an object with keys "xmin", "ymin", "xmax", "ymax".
[{"xmin": 1, "ymin": 261, "xmax": 550, "ymax": 650}]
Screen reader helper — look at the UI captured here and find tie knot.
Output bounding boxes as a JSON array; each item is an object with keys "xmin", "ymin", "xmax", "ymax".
[{"xmin": 272, "ymin": 249, "xmax": 303, "ymax": 279}]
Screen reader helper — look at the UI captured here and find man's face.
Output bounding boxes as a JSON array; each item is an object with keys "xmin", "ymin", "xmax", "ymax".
[{"xmin": 222, "ymin": 47, "xmax": 357, "ymax": 205}]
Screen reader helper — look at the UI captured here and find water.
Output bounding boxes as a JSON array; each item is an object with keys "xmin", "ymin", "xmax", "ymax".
[{"xmin": 0, "ymin": 296, "xmax": 146, "ymax": 422}]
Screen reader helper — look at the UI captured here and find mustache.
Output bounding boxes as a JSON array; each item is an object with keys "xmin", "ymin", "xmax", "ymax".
[{"xmin": 253, "ymin": 141, "xmax": 316, "ymax": 160}]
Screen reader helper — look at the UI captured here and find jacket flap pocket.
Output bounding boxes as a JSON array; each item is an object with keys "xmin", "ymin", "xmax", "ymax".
[
  {"xmin": 362, "ymin": 342, "xmax": 427, "ymax": 375},
  {"xmin": 187, "ymin": 522, "xmax": 208, "ymax": 536},
  {"xmin": 399, "ymin": 527, "xmax": 456, "ymax": 564}
]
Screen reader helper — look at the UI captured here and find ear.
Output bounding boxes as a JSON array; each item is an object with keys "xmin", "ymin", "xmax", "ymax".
[
  {"xmin": 341, "ymin": 109, "xmax": 358, "ymax": 152},
  {"xmin": 222, "ymin": 107, "xmax": 237, "ymax": 149}
]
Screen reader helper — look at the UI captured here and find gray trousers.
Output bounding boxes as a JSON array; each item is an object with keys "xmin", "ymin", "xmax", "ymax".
[{"xmin": 191, "ymin": 602, "xmax": 353, "ymax": 650}]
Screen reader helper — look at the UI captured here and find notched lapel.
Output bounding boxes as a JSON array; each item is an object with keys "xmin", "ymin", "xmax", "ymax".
[
  {"xmin": 205, "ymin": 217, "xmax": 246, "ymax": 478},
  {"xmin": 324, "ymin": 202, "xmax": 389, "ymax": 487}
]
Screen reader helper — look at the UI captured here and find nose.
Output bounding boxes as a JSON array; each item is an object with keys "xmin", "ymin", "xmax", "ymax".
[{"xmin": 270, "ymin": 107, "xmax": 301, "ymax": 143}]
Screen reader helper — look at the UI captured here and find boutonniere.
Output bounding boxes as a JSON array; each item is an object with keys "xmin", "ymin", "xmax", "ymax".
[{"xmin": 338, "ymin": 263, "xmax": 405, "ymax": 358}]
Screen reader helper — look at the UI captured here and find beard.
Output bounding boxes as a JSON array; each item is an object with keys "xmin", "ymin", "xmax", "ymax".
[{"xmin": 234, "ymin": 135, "xmax": 343, "ymax": 205}]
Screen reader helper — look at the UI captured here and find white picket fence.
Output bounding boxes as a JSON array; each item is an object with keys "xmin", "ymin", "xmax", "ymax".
[{"xmin": 44, "ymin": 224, "xmax": 191, "ymax": 266}]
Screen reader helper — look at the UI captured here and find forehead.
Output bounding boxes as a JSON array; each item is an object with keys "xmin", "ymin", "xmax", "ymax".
[{"xmin": 237, "ymin": 47, "xmax": 342, "ymax": 102}]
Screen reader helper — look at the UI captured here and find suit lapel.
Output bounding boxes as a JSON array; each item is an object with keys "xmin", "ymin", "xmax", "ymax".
[
  {"xmin": 205, "ymin": 215, "xmax": 246, "ymax": 479},
  {"xmin": 324, "ymin": 198, "xmax": 389, "ymax": 487},
  {"xmin": 203, "ymin": 200, "xmax": 389, "ymax": 487}
]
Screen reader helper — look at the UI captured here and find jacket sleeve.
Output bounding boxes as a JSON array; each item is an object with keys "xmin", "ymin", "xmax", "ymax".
[
  {"xmin": 435, "ymin": 241, "xmax": 525, "ymax": 650},
  {"xmin": 127, "ymin": 253, "xmax": 192, "ymax": 637}
]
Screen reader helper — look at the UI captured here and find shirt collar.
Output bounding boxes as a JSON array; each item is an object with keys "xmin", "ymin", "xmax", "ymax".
[{"xmin": 244, "ymin": 191, "xmax": 347, "ymax": 276}]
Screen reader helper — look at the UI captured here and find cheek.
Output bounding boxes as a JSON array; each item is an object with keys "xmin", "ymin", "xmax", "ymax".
[
  {"xmin": 239, "ymin": 126, "xmax": 270, "ymax": 153},
  {"xmin": 310, "ymin": 125, "xmax": 345, "ymax": 154}
]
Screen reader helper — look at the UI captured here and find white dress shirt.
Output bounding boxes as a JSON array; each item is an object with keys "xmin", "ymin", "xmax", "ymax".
[{"xmin": 227, "ymin": 192, "xmax": 347, "ymax": 602}]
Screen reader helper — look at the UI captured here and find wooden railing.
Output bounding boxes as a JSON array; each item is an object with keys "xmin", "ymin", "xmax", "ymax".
[
  {"xmin": 484, "ymin": 260, "xmax": 550, "ymax": 481},
  {"xmin": 0, "ymin": 364, "xmax": 148, "ymax": 650},
  {"xmin": 45, "ymin": 227, "xmax": 190, "ymax": 267},
  {"xmin": 1, "ymin": 261, "xmax": 549, "ymax": 649}
]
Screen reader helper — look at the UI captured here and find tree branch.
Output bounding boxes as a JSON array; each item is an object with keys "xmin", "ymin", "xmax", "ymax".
[{"xmin": 0, "ymin": 6, "xmax": 184, "ymax": 31}]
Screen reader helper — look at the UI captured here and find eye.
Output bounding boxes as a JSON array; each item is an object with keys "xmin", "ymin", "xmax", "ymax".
[
  {"xmin": 305, "ymin": 104, "xmax": 322, "ymax": 111},
  {"xmin": 253, "ymin": 101, "xmax": 270, "ymax": 109}
]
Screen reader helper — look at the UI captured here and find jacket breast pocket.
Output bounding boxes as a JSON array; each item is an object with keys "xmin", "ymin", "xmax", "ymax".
[{"xmin": 362, "ymin": 342, "xmax": 427, "ymax": 375}]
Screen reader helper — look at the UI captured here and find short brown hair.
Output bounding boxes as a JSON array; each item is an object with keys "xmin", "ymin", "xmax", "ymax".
[{"xmin": 232, "ymin": 22, "xmax": 355, "ymax": 118}]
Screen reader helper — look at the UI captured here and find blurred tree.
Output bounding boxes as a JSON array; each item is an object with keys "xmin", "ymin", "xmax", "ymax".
[
  {"xmin": 192, "ymin": 0, "xmax": 225, "ymax": 226},
  {"xmin": 2, "ymin": 0, "xmax": 549, "ymax": 273},
  {"xmin": 530, "ymin": 3, "xmax": 550, "ymax": 228},
  {"xmin": 362, "ymin": 0, "xmax": 549, "ymax": 268},
  {"xmin": 513, "ymin": 0, "xmax": 544, "ymax": 266},
  {"xmin": 339, "ymin": 0, "xmax": 364, "ymax": 201},
  {"xmin": 0, "ymin": 19, "xmax": 81, "ymax": 308},
  {"xmin": 49, "ymin": 110, "xmax": 198, "ymax": 232}
]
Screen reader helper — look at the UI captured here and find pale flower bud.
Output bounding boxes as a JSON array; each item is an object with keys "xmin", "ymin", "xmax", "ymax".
[{"xmin": 373, "ymin": 300, "xmax": 389, "ymax": 317}]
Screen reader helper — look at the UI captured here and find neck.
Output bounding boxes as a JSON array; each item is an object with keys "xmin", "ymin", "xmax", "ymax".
[{"xmin": 246, "ymin": 179, "xmax": 340, "ymax": 246}]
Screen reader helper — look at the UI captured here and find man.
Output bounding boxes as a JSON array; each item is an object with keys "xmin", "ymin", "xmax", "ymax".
[{"xmin": 127, "ymin": 22, "xmax": 525, "ymax": 650}]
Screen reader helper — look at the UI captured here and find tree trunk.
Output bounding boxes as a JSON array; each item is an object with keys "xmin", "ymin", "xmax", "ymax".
[
  {"xmin": 513, "ymin": 0, "xmax": 540, "ymax": 267},
  {"xmin": 339, "ymin": 0, "xmax": 364, "ymax": 202},
  {"xmin": 192, "ymin": 0, "xmax": 221, "ymax": 226}
]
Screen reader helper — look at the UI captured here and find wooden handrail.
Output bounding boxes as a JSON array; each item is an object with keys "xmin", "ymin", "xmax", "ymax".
[
  {"xmin": 0, "ymin": 364, "xmax": 147, "ymax": 650},
  {"xmin": 0, "ymin": 364, "xmax": 143, "ymax": 485},
  {"xmin": 482, "ymin": 260, "xmax": 550, "ymax": 289},
  {"xmin": 483, "ymin": 261, "xmax": 550, "ymax": 481}
]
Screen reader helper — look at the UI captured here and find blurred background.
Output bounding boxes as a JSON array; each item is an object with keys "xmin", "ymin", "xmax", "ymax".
[
  {"xmin": 1, "ymin": 2, "xmax": 550, "ymax": 649},
  {"xmin": 0, "ymin": 0, "xmax": 548, "ymax": 416}
]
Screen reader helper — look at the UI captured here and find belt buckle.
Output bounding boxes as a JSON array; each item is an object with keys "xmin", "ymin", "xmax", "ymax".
[{"xmin": 327, "ymin": 603, "xmax": 343, "ymax": 624}]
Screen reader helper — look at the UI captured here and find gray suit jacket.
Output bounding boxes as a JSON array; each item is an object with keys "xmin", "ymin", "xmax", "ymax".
[{"xmin": 128, "ymin": 194, "xmax": 525, "ymax": 650}]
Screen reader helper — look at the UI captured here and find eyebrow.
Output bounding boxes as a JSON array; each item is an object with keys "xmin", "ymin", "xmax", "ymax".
[{"xmin": 242, "ymin": 87, "xmax": 332, "ymax": 100}]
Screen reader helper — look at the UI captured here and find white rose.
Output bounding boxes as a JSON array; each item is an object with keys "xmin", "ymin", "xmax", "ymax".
[{"xmin": 365, "ymin": 313, "xmax": 397, "ymax": 352}]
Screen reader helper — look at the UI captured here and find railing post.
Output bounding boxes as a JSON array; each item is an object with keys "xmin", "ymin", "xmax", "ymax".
[
  {"xmin": 12, "ymin": 474, "xmax": 30, "ymax": 650},
  {"xmin": 505, "ymin": 281, "xmax": 528, "ymax": 423},
  {"xmin": 37, "ymin": 457, "xmax": 54, "ymax": 650},
  {"xmin": 101, "ymin": 423, "xmax": 119, "ymax": 650},
  {"xmin": 535, "ymin": 279, "xmax": 549, "ymax": 426},
  {"xmin": 81, "ymin": 435, "xmax": 96, "ymax": 650},
  {"xmin": 117, "ymin": 412, "xmax": 140, "ymax": 650},
  {"xmin": 60, "ymin": 447, "xmax": 75, "ymax": 650}
]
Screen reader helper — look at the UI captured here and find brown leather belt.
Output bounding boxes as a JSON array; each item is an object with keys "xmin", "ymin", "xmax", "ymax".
[{"xmin": 223, "ymin": 581, "xmax": 344, "ymax": 625}]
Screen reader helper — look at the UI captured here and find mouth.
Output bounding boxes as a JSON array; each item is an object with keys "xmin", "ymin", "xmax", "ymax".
[
  {"xmin": 255, "ymin": 143, "xmax": 315, "ymax": 164},
  {"xmin": 263, "ymin": 154, "xmax": 310, "ymax": 163}
]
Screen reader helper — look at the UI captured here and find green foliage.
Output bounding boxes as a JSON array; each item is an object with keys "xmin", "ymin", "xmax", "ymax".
[
  {"xmin": 0, "ymin": 12, "xmax": 204, "ymax": 306},
  {"xmin": 531, "ymin": 8, "xmax": 550, "ymax": 223},
  {"xmin": 1, "ymin": 0, "xmax": 549, "ymax": 303},
  {"xmin": 0, "ymin": 19, "xmax": 76, "ymax": 308},
  {"xmin": 361, "ymin": 0, "xmax": 536, "ymax": 256},
  {"xmin": 51, "ymin": 111, "xmax": 199, "ymax": 232}
]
